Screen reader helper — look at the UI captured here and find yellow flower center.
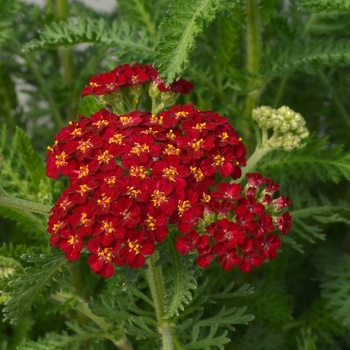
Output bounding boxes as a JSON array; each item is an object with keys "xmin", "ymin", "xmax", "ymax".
[
  {"xmin": 130, "ymin": 166, "xmax": 147, "ymax": 179},
  {"xmin": 178, "ymin": 200, "xmax": 191, "ymax": 217},
  {"xmin": 128, "ymin": 241, "xmax": 140, "ymax": 254},
  {"xmin": 163, "ymin": 166, "xmax": 178, "ymax": 182},
  {"xmin": 55, "ymin": 152, "xmax": 67, "ymax": 167},
  {"xmin": 131, "ymin": 143, "xmax": 149, "ymax": 156},
  {"xmin": 151, "ymin": 190, "xmax": 167, "ymax": 207},
  {"xmin": 213, "ymin": 155, "xmax": 225, "ymax": 166},
  {"xmin": 98, "ymin": 247, "xmax": 113, "ymax": 261}
]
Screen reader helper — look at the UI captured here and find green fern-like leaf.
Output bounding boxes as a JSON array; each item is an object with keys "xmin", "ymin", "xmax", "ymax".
[
  {"xmin": 185, "ymin": 324, "xmax": 230, "ymax": 350},
  {"xmin": 0, "ymin": 62, "xmax": 18, "ymax": 133},
  {"xmin": 154, "ymin": 0, "xmax": 228, "ymax": 84},
  {"xmin": 117, "ymin": 0, "xmax": 161, "ymax": 36},
  {"xmin": 163, "ymin": 234, "xmax": 198, "ymax": 318},
  {"xmin": 0, "ymin": 0, "xmax": 21, "ymax": 47},
  {"xmin": 197, "ymin": 306, "xmax": 254, "ymax": 329},
  {"xmin": 14, "ymin": 127, "xmax": 46, "ymax": 192},
  {"xmin": 297, "ymin": 328, "xmax": 318, "ymax": 350},
  {"xmin": 291, "ymin": 202, "xmax": 350, "ymax": 243},
  {"xmin": 22, "ymin": 18, "xmax": 153, "ymax": 58},
  {"xmin": 236, "ymin": 324, "xmax": 287, "ymax": 350},
  {"xmin": 2, "ymin": 249, "xmax": 69, "ymax": 324},
  {"xmin": 77, "ymin": 95, "xmax": 103, "ymax": 117},
  {"xmin": 256, "ymin": 135, "xmax": 350, "ymax": 184},
  {"xmin": 0, "ymin": 205, "xmax": 47, "ymax": 234},
  {"xmin": 321, "ymin": 255, "xmax": 350, "ymax": 329},
  {"xmin": 266, "ymin": 39, "xmax": 350, "ymax": 76},
  {"xmin": 238, "ymin": 280, "xmax": 292, "ymax": 325},
  {"xmin": 299, "ymin": 298, "xmax": 350, "ymax": 348},
  {"xmin": 298, "ymin": 0, "xmax": 350, "ymax": 12},
  {"xmin": 16, "ymin": 331, "xmax": 89, "ymax": 350}
]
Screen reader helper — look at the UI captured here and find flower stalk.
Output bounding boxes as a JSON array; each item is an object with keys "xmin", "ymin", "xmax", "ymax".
[
  {"xmin": 0, "ymin": 186, "xmax": 51, "ymax": 215},
  {"xmin": 245, "ymin": 0, "xmax": 262, "ymax": 116},
  {"xmin": 145, "ymin": 252, "xmax": 174, "ymax": 350}
]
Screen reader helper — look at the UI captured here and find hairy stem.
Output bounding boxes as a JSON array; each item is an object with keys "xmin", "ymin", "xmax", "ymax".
[
  {"xmin": 55, "ymin": 0, "xmax": 77, "ymax": 122},
  {"xmin": 245, "ymin": 0, "xmax": 262, "ymax": 115},
  {"xmin": 0, "ymin": 187, "xmax": 51, "ymax": 215},
  {"xmin": 145, "ymin": 252, "xmax": 174, "ymax": 350},
  {"xmin": 238, "ymin": 143, "xmax": 271, "ymax": 182},
  {"xmin": 12, "ymin": 38, "xmax": 64, "ymax": 128}
]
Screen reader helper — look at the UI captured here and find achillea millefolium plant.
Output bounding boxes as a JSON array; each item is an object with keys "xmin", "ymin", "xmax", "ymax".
[{"xmin": 1, "ymin": 1, "xmax": 350, "ymax": 350}]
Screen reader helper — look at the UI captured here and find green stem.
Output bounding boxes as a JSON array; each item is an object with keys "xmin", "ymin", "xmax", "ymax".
[
  {"xmin": 317, "ymin": 69, "xmax": 350, "ymax": 128},
  {"xmin": 237, "ymin": 143, "xmax": 271, "ymax": 182},
  {"xmin": 244, "ymin": 0, "xmax": 262, "ymax": 116},
  {"xmin": 145, "ymin": 252, "xmax": 174, "ymax": 350},
  {"xmin": 53, "ymin": 293, "xmax": 134, "ymax": 350},
  {"xmin": 56, "ymin": 0, "xmax": 76, "ymax": 121},
  {"xmin": 0, "ymin": 187, "xmax": 51, "ymax": 215},
  {"xmin": 12, "ymin": 38, "xmax": 65, "ymax": 128},
  {"xmin": 272, "ymin": 75, "xmax": 289, "ymax": 108}
]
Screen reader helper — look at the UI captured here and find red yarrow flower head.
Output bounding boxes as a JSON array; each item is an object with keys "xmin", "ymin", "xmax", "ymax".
[
  {"xmin": 46, "ymin": 63, "xmax": 293, "ymax": 278},
  {"xmin": 81, "ymin": 63, "xmax": 194, "ymax": 97}
]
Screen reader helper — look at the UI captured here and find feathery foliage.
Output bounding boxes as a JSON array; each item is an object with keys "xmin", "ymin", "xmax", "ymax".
[
  {"xmin": 154, "ymin": 0, "xmax": 228, "ymax": 83},
  {"xmin": 321, "ymin": 255, "xmax": 350, "ymax": 328},
  {"xmin": 266, "ymin": 39, "xmax": 350, "ymax": 76},
  {"xmin": 162, "ymin": 234, "xmax": 198, "ymax": 318},
  {"xmin": 298, "ymin": 0, "xmax": 350, "ymax": 12},
  {"xmin": 236, "ymin": 324, "xmax": 287, "ymax": 350},
  {"xmin": 14, "ymin": 127, "xmax": 47, "ymax": 192},
  {"xmin": 3, "ymin": 249, "xmax": 69, "ymax": 324},
  {"xmin": 0, "ymin": 0, "xmax": 20, "ymax": 47},
  {"xmin": 22, "ymin": 18, "xmax": 153, "ymax": 60},
  {"xmin": 256, "ymin": 135, "xmax": 350, "ymax": 185}
]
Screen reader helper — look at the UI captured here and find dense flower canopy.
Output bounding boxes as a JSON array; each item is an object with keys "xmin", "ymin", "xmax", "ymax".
[{"xmin": 46, "ymin": 63, "xmax": 292, "ymax": 277}]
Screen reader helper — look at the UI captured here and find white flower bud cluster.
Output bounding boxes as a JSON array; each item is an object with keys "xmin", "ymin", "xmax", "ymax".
[{"xmin": 252, "ymin": 106, "xmax": 309, "ymax": 151}]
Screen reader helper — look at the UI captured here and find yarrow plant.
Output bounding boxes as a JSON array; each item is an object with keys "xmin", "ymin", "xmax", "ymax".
[
  {"xmin": 2, "ymin": 1, "xmax": 350, "ymax": 349},
  {"xmin": 45, "ymin": 63, "xmax": 293, "ymax": 279}
]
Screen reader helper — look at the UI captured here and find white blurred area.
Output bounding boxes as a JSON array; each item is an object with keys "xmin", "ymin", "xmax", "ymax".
[{"xmin": 25, "ymin": 0, "xmax": 116, "ymax": 12}]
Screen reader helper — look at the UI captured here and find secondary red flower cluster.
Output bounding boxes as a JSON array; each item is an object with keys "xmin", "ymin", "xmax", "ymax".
[
  {"xmin": 81, "ymin": 62, "xmax": 193, "ymax": 97},
  {"xmin": 176, "ymin": 174, "xmax": 292, "ymax": 272},
  {"xmin": 46, "ymin": 63, "xmax": 292, "ymax": 277}
]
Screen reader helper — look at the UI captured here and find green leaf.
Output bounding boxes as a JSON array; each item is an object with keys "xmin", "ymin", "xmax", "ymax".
[
  {"xmin": 0, "ymin": 0, "xmax": 21, "ymax": 47},
  {"xmin": 236, "ymin": 324, "xmax": 287, "ymax": 350},
  {"xmin": 163, "ymin": 234, "xmax": 198, "ymax": 318},
  {"xmin": 288, "ymin": 192, "xmax": 350, "ymax": 244},
  {"xmin": 197, "ymin": 306, "xmax": 254, "ymax": 328},
  {"xmin": 2, "ymin": 249, "xmax": 68, "ymax": 324},
  {"xmin": 256, "ymin": 135, "xmax": 350, "ymax": 184},
  {"xmin": 117, "ymin": 0, "xmax": 161, "ymax": 36},
  {"xmin": 0, "ymin": 62, "xmax": 18, "ymax": 133},
  {"xmin": 321, "ymin": 255, "xmax": 350, "ymax": 328},
  {"xmin": 14, "ymin": 127, "xmax": 46, "ymax": 192},
  {"xmin": 266, "ymin": 39, "xmax": 350, "ymax": 76},
  {"xmin": 209, "ymin": 282, "xmax": 254, "ymax": 300},
  {"xmin": 154, "ymin": 0, "xmax": 227, "ymax": 84},
  {"xmin": 185, "ymin": 324, "xmax": 230, "ymax": 350},
  {"xmin": 17, "ymin": 331, "xmax": 86, "ymax": 350},
  {"xmin": 299, "ymin": 298, "xmax": 349, "ymax": 347},
  {"xmin": 239, "ymin": 280, "xmax": 292, "ymax": 325},
  {"xmin": 0, "ymin": 205, "xmax": 47, "ymax": 234},
  {"xmin": 22, "ymin": 18, "xmax": 153, "ymax": 59},
  {"xmin": 297, "ymin": 328, "xmax": 318, "ymax": 350},
  {"xmin": 298, "ymin": 0, "xmax": 350, "ymax": 12},
  {"xmin": 77, "ymin": 95, "xmax": 103, "ymax": 118}
]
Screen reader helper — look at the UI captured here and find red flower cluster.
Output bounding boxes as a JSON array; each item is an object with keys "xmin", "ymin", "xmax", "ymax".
[
  {"xmin": 46, "ymin": 63, "xmax": 292, "ymax": 277},
  {"xmin": 46, "ymin": 103, "xmax": 247, "ymax": 277},
  {"xmin": 176, "ymin": 174, "xmax": 292, "ymax": 272},
  {"xmin": 81, "ymin": 62, "xmax": 194, "ymax": 97}
]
